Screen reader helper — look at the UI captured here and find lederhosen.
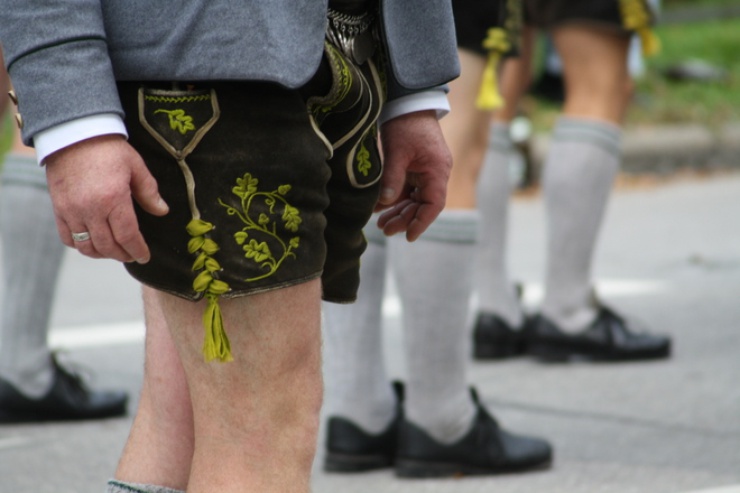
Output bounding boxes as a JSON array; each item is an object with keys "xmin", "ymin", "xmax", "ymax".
[
  {"xmin": 451, "ymin": 0, "xmax": 523, "ymax": 110},
  {"xmin": 453, "ymin": 0, "xmax": 522, "ymax": 57},
  {"xmin": 118, "ymin": 0, "xmax": 386, "ymax": 361},
  {"xmin": 524, "ymin": 0, "xmax": 659, "ymax": 54}
]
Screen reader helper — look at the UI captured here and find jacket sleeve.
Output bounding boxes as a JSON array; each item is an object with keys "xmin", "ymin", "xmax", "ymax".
[
  {"xmin": 0, "ymin": 0, "xmax": 122, "ymax": 145},
  {"xmin": 379, "ymin": 0, "xmax": 460, "ymax": 102}
]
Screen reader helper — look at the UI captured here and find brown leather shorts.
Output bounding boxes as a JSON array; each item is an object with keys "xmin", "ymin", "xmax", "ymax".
[
  {"xmin": 118, "ymin": 39, "xmax": 385, "ymax": 304},
  {"xmin": 524, "ymin": 0, "xmax": 656, "ymax": 33},
  {"xmin": 453, "ymin": 0, "xmax": 522, "ymax": 56}
]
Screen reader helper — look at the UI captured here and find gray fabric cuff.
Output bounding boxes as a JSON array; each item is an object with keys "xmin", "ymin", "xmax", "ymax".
[
  {"xmin": 415, "ymin": 209, "xmax": 480, "ymax": 244},
  {"xmin": 106, "ymin": 479, "xmax": 184, "ymax": 493},
  {"xmin": 552, "ymin": 117, "xmax": 622, "ymax": 158}
]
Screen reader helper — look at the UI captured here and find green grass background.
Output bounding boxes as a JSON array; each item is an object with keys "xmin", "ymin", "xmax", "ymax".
[{"xmin": 526, "ymin": 7, "xmax": 740, "ymax": 129}]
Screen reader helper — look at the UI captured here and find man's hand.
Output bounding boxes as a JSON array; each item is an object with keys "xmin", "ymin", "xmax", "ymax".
[
  {"xmin": 44, "ymin": 134, "xmax": 169, "ymax": 263},
  {"xmin": 376, "ymin": 110, "xmax": 452, "ymax": 241}
]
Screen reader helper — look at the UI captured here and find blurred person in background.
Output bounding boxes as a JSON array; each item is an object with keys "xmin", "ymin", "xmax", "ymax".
[
  {"xmin": 0, "ymin": 54, "xmax": 128, "ymax": 423},
  {"xmin": 473, "ymin": 0, "xmax": 672, "ymax": 362},
  {"xmin": 322, "ymin": 0, "xmax": 553, "ymax": 479}
]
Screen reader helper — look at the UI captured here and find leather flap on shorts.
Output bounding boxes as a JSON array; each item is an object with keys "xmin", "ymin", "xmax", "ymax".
[{"xmin": 138, "ymin": 87, "xmax": 220, "ymax": 160}]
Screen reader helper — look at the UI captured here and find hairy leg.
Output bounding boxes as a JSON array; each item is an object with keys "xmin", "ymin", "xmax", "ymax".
[
  {"xmin": 159, "ymin": 280, "xmax": 323, "ymax": 493},
  {"xmin": 115, "ymin": 286, "xmax": 194, "ymax": 490}
]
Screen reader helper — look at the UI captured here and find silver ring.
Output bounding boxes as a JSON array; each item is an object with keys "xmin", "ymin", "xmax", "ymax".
[{"xmin": 71, "ymin": 231, "xmax": 91, "ymax": 242}]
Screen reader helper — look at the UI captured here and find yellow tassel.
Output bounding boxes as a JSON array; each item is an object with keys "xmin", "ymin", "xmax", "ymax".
[
  {"xmin": 202, "ymin": 294, "xmax": 233, "ymax": 363},
  {"xmin": 476, "ymin": 52, "xmax": 504, "ymax": 110},
  {"xmin": 637, "ymin": 28, "xmax": 661, "ymax": 57},
  {"xmin": 620, "ymin": 0, "xmax": 661, "ymax": 57},
  {"xmin": 476, "ymin": 28, "xmax": 509, "ymax": 111}
]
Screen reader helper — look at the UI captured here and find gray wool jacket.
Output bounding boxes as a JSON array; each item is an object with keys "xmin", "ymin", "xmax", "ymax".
[{"xmin": 0, "ymin": 0, "xmax": 459, "ymax": 144}]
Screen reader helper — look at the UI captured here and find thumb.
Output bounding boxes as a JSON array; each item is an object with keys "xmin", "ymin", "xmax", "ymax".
[
  {"xmin": 377, "ymin": 154, "xmax": 407, "ymax": 207},
  {"xmin": 130, "ymin": 160, "xmax": 169, "ymax": 216}
]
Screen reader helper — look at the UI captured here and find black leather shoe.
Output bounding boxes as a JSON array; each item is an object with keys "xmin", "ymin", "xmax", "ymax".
[
  {"xmin": 473, "ymin": 312, "xmax": 528, "ymax": 360},
  {"xmin": 395, "ymin": 388, "xmax": 552, "ymax": 478},
  {"xmin": 323, "ymin": 381, "xmax": 403, "ymax": 472},
  {"xmin": 526, "ymin": 307, "xmax": 671, "ymax": 362},
  {"xmin": 0, "ymin": 357, "xmax": 129, "ymax": 423}
]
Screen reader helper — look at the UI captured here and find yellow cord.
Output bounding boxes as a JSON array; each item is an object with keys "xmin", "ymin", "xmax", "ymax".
[
  {"xmin": 620, "ymin": 0, "xmax": 661, "ymax": 57},
  {"xmin": 476, "ymin": 28, "xmax": 510, "ymax": 110}
]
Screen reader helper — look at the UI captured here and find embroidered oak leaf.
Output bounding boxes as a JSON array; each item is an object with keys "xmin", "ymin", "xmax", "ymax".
[
  {"xmin": 289, "ymin": 237, "xmax": 300, "ymax": 249},
  {"xmin": 282, "ymin": 205, "xmax": 302, "ymax": 232},
  {"xmin": 258, "ymin": 213, "xmax": 270, "ymax": 225},
  {"xmin": 356, "ymin": 143, "xmax": 372, "ymax": 177},
  {"xmin": 233, "ymin": 173, "xmax": 259, "ymax": 199},
  {"xmin": 154, "ymin": 109, "xmax": 195, "ymax": 135},
  {"xmin": 244, "ymin": 239, "xmax": 272, "ymax": 263},
  {"xmin": 278, "ymin": 184, "xmax": 292, "ymax": 195}
]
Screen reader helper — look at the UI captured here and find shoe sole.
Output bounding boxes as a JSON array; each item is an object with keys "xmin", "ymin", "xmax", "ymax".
[
  {"xmin": 395, "ymin": 456, "xmax": 552, "ymax": 478},
  {"xmin": 323, "ymin": 452, "xmax": 394, "ymax": 473},
  {"xmin": 528, "ymin": 341, "xmax": 671, "ymax": 362}
]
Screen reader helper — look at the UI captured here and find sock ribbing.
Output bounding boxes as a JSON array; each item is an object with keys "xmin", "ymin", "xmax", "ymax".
[
  {"xmin": 322, "ymin": 216, "xmax": 395, "ymax": 433},
  {"xmin": 540, "ymin": 117, "xmax": 621, "ymax": 331},
  {"xmin": 476, "ymin": 123, "xmax": 524, "ymax": 327},
  {"xmin": 0, "ymin": 155, "xmax": 65, "ymax": 396},
  {"xmin": 390, "ymin": 209, "xmax": 479, "ymax": 444}
]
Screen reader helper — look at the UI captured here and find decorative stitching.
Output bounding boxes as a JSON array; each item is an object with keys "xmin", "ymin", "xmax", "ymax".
[
  {"xmin": 153, "ymin": 109, "xmax": 196, "ymax": 135},
  {"xmin": 187, "ymin": 219, "xmax": 233, "ymax": 362},
  {"xmin": 356, "ymin": 141, "xmax": 372, "ymax": 177},
  {"xmin": 143, "ymin": 94, "xmax": 211, "ymax": 103},
  {"xmin": 219, "ymin": 173, "xmax": 302, "ymax": 283}
]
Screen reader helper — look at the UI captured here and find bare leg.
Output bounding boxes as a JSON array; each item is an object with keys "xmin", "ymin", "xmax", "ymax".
[
  {"xmin": 115, "ymin": 286, "xmax": 194, "ymax": 490},
  {"xmin": 554, "ymin": 25, "xmax": 631, "ymax": 124},
  {"xmin": 493, "ymin": 26, "xmax": 537, "ymax": 125},
  {"xmin": 115, "ymin": 280, "xmax": 322, "ymax": 492},
  {"xmin": 442, "ymin": 49, "xmax": 492, "ymax": 210},
  {"xmin": 161, "ymin": 280, "xmax": 323, "ymax": 493}
]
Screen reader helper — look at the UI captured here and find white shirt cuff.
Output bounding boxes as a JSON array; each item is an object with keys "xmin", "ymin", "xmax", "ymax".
[
  {"xmin": 34, "ymin": 114, "xmax": 128, "ymax": 165},
  {"xmin": 379, "ymin": 89, "xmax": 450, "ymax": 126}
]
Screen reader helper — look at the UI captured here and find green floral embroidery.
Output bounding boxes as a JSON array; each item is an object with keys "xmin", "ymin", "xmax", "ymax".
[
  {"xmin": 219, "ymin": 173, "xmax": 302, "ymax": 282},
  {"xmin": 186, "ymin": 218, "xmax": 233, "ymax": 363},
  {"xmin": 356, "ymin": 141, "xmax": 372, "ymax": 177},
  {"xmin": 154, "ymin": 108, "xmax": 196, "ymax": 134}
]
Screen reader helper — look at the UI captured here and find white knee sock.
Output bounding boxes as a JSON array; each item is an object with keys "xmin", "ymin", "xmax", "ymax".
[
  {"xmin": 322, "ymin": 218, "xmax": 396, "ymax": 433},
  {"xmin": 0, "ymin": 154, "xmax": 66, "ymax": 397},
  {"xmin": 476, "ymin": 123, "xmax": 523, "ymax": 327},
  {"xmin": 540, "ymin": 117, "xmax": 621, "ymax": 332},
  {"xmin": 106, "ymin": 479, "xmax": 184, "ymax": 493},
  {"xmin": 390, "ymin": 210, "xmax": 479, "ymax": 444}
]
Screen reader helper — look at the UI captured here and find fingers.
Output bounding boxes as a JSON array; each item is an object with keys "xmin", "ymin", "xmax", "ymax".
[
  {"xmin": 44, "ymin": 135, "xmax": 161, "ymax": 264},
  {"xmin": 377, "ymin": 199, "xmax": 417, "ymax": 236},
  {"xmin": 377, "ymin": 156, "xmax": 405, "ymax": 208},
  {"xmin": 376, "ymin": 188, "xmax": 445, "ymax": 242},
  {"xmin": 131, "ymin": 159, "xmax": 169, "ymax": 217}
]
